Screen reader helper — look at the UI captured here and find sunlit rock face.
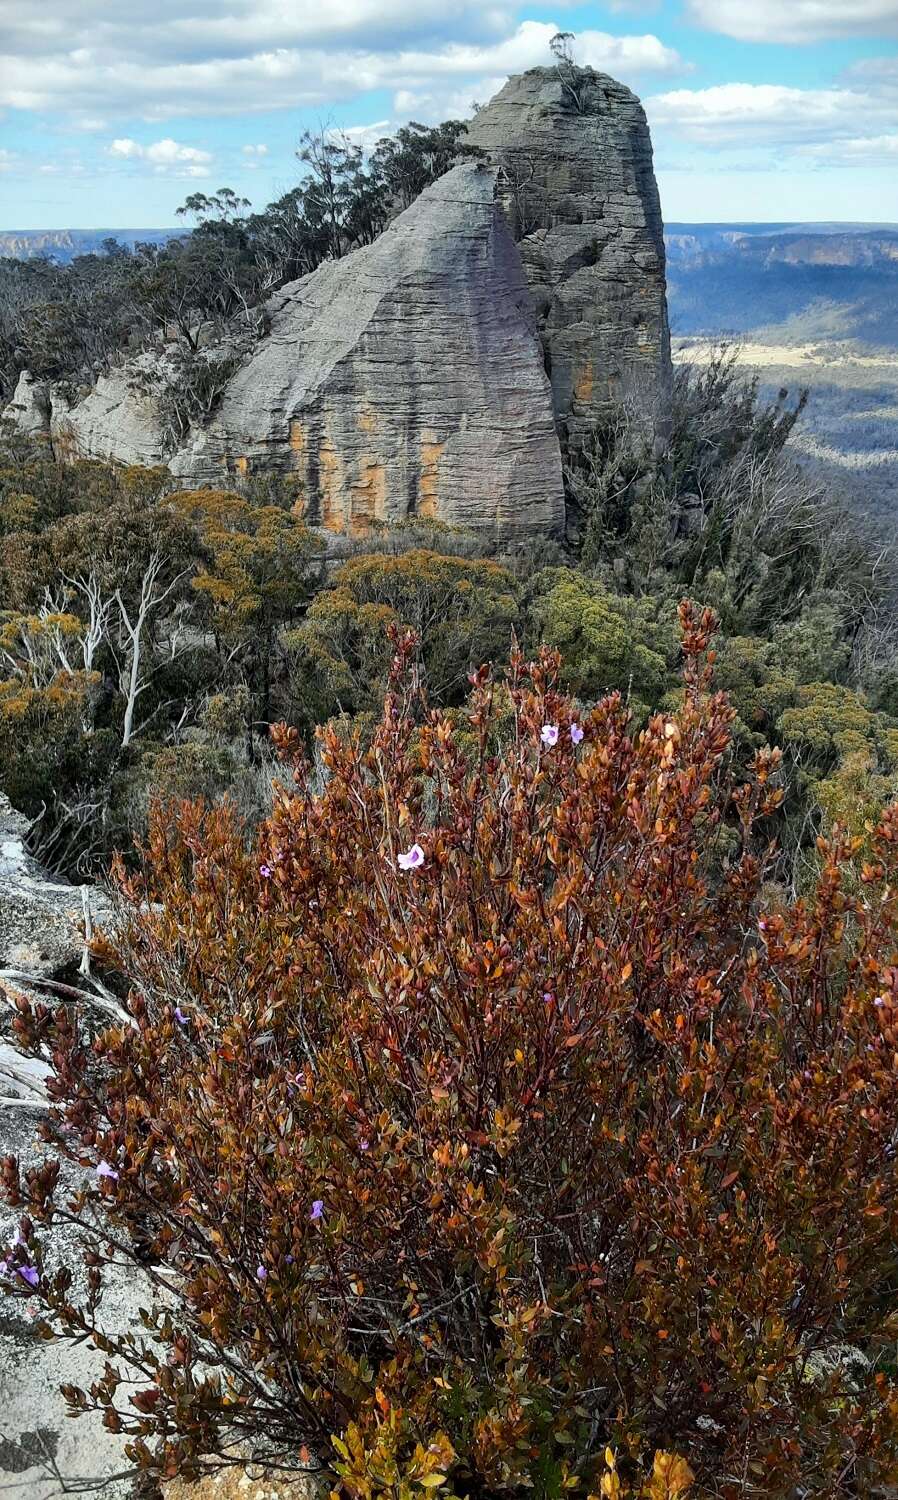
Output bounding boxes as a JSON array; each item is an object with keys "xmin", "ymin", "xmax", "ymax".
[
  {"xmin": 170, "ymin": 161, "xmax": 566, "ymax": 543},
  {"xmin": 466, "ymin": 66, "xmax": 672, "ymax": 450}
]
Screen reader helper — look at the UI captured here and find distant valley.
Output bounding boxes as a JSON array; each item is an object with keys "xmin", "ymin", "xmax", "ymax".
[{"xmin": 665, "ymin": 222, "xmax": 898, "ymax": 530}]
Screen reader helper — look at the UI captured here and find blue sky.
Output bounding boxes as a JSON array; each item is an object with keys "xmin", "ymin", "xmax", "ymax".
[{"xmin": 1, "ymin": 0, "xmax": 897, "ymax": 228}]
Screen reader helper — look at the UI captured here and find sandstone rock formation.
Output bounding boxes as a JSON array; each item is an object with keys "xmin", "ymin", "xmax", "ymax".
[
  {"xmin": 169, "ymin": 162, "xmax": 565, "ymax": 541},
  {"xmin": 7, "ymin": 357, "xmax": 171, "ymax": 469},
  {"xmin": 4, "ymin": 66, "xmax": 673, "ymax": 538},
  {"xmin": 466, "ymin": 66, "xmax": 671, "ymax": 449}
]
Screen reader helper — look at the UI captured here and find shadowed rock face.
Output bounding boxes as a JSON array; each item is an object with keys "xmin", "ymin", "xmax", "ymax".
[
  {"xmin": 171, "ymin": 162, "xmax": 566, "ymax": 542},
  {"xmin": 466, "ymin": 66, "xmax": 672, "ymax": 448}
]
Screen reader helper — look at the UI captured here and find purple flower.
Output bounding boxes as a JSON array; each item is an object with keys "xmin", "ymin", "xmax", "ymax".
[
  {"xmin": 256, "ymin": 1264, "xmax": 267, "ymax": 1280},
  {"xmin": 543, "ymin": 992, "xmax": 554, "ymax": 1005},
  {"xmin": 286, "ymin": 1254, "xmax": 295, "ymax": 1265},
  {"xmin": 570, "ymin": 723, "xmax": 584, "ymax": 746},
  {"xmin": 397, "ymin": 843, "xmax": 425, "ymax": 872},
  {"xmin": 173, "ymin": 1006, "xmax": 189, "ymax": 1026},
  {"xmin": 310, "ymin": 1199, "xmax": 324, "ymax": 1222},
  {"xmin": 540, "ymin": 724, "xmax": 559, "ymax": 748},
  {"xmin": 359, "ymin": 1138, "xmax": 370, "ymax": 1152},
  {"xmin": 96, "ymin": 1160, "xmax": 119, "ymax": 1182},
  {"xmin": 259, "ymin": 863, "xmax": 273, "ymax": 879},
  {"xmin": 875, "ymin": 995, "xmax": 886, "ymax": 1007},
  {"xmin": 17, "ymin": 1265, "xmax": 38, "ymax": 1288}
]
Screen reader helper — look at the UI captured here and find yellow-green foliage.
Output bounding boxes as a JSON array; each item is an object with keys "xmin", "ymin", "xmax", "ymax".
[
  {"xmin": 0, "ymin": 608, "xmax": 83, "ymax": 688},
  {"xmin": 291, "ymin": 550, "xmax": 519, "ymax": 716},
  {"xmin": 172, "ymin": 489, "xmax": 323, "ymax": 635},
  {"xmin": 778, "ymin": 681, "xmax": 876, "ymax": 772},
  {"xmin": 0, "ymin": 670, "xmax": 101, "ymax": 814},
  {"xmin": 714, "ymin": 634, "xmax": 796, "ymax": 741},
  {"xmin": 529, "ymin": 570, "xmax": 675, "ymax": 710},
  {"xmin": 816, "ymin": 748, "xmax": 898, "ymax": 844}
]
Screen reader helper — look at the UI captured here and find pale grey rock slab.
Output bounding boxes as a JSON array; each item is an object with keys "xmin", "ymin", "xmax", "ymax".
[
  {"xmin": 4, "ymin": 370, "xmax": 51, "ymax": 437},
  {"xmin": 0, "ymin": 796, "xmax": 111, "ymax": 980},
  {"xmin": 50, "ymin": 353, "xmax": 169, "ymax": 469}
]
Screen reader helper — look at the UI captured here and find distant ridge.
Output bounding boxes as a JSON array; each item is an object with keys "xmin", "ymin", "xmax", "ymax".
[
  {"xmin": 0, "ymin": 228, "xmax": 180, "ymax": 262},
  {"xmin": 664, "ymin": 224, "xmax": 898, "ymax": 348}
]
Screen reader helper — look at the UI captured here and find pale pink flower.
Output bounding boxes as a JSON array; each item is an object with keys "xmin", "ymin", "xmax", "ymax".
[
  {"xmin": 96, "ymin": 1160, "xmax": 119, "ymax": 1181},
  {"xmin": 570, "ymin": 724, "xmax": 584, "ymax": 745},
  {"xmin": 541, "ymin": 724, "xmax": 559, "ymax": 748},
  {"xmin": 397, "ymin": 843, "xmax": 425, "ymax": 872}
]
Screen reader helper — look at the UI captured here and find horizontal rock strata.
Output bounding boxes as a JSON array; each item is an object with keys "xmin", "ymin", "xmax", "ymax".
[{"xmin": 466, "ymin": 66, "xmax": 672, "ymax": 448}]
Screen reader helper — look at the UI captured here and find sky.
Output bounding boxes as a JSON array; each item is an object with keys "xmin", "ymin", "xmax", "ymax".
[{"xmin": 1, "ymin": 0, "xmax": 898, "ymax": 229}]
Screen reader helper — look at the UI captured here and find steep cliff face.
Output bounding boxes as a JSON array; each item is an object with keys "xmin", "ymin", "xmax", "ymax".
[
  {"xmin": 170, "ymin": 162, "xmax": 565, "ymax": 541},
  {"xmin": 466, "ymin": 67, "xmax": 671, "ymax": 448},
  {"xmin": 3, "ymin": 66, "xmax": 673, "ymax": 538}
]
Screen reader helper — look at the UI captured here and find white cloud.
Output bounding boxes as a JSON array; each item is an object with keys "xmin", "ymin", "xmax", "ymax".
[
  {"xmin": 848, "ymin": 54, "xmax": 898, "ymax": 96},
  {"xmin": 0, "ymin": 11, "xmax": 686, "ymax": 121},
  {"xmin": 389, "ymin": 23, "xmax": 686, "ymax": 123},
  {"xmin": 332, "ymin": 120, "xmax": 392, "ymax": 152},
  {"xmin": 241, "ymin": 143, "xmax": 268, "ymax": 155},
  {"xmin": 2, "ymin": 1, "xmax": 511, "ymax": 61},
  {"xmin": 0, "ymin": 148, "xmax": 17, "ymax": 172},
  {"xmin": 799, "ymin": 132, "xmax": 898, "ymax": 163},
  {"xmin": 646, "ymin": 81, "xmax": 897, "ymax": 148},
  {"xmin": 108, "ymin": 138, "xmax": 142, "ymax": 158},
  {"xmin": 685, "ymin": 0, "xmax": 898, "ymax": 44},
  {"xmin": 108, "ymin": 136, "xmax": 213, "ymax": 176}
]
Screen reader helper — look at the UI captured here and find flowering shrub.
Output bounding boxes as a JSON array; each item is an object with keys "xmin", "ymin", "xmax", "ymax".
[{"xmin": 6, "ymin": 605, "xmax": 898, "ymax": 1496}]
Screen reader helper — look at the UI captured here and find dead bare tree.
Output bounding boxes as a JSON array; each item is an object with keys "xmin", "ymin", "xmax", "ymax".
[
  {"xmin": 550, "ymin": 32, "xmax": 587, "ymax": 113},
  {"xmin": 114, "ymin": 552, "xmax": 189, "ymax": 747}
]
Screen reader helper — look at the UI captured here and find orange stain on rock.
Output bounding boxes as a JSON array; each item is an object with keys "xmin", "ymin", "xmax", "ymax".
[
  {"xmin": 573, "ymin": 360, "xmax": 594, "ymax": 405},
  {"xmin": 350, "ymin": 459, "xmax": 387, "ymax": 535},
  {"xmin": 418, "ymin": 434, "xmax": 445, "ymax": 519},
  {"xmin": 319, "ymin": 438, "xmax": 345, "ymax": 532}
]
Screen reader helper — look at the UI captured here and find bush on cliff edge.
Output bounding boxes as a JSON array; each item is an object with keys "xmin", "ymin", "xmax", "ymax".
[{"xmin": 6, "ymin": 608, "xmax": 898, "ymax": 1497}]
